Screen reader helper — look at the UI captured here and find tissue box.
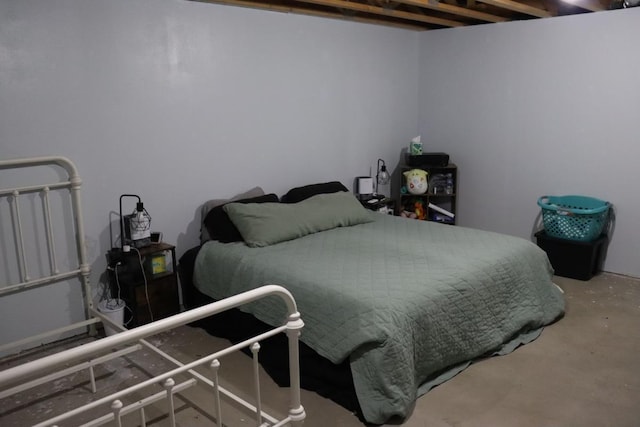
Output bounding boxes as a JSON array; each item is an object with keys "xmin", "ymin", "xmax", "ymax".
[{"xmin": 410, "ymin": 140, "xmax": 423, "ymax": 155}]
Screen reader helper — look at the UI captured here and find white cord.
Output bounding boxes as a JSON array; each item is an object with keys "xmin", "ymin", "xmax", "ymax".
[
  {"xmin": 112, "ymin": 264, "xmax": 122, "ymax": 307},
  {"xmin": 112, "ymin": 264, "xmax": 132, "ymax": 326},
  {"xmin": 132, "ymin": 247, "xmax": 154, "ymax": 322}
]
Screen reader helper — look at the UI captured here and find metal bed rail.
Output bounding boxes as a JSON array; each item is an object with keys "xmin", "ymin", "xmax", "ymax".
[
  {"xmin": 1, "ymin": 156, "xmax": 305, "ymax": 425},
  {"xmin": 0, "ymin": 284, "xmax": 306, "ymax": 427}
]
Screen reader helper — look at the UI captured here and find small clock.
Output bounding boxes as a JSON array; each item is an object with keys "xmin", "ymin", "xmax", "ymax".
[{"xmin": 150, "ymin": 231, "xmax": 163, "ymax": 244}]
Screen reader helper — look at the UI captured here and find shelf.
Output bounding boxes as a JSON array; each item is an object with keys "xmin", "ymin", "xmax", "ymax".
[
  {"xmin": 395, "ymin": 161, "xmax": 458, "ymax": 225},
  {"xmin": 401, "ymin": 193, "xmax": 455, "ymax": 198},
  {"xmin": 137, "ymin": 242, "xmax": 174, "ymax": 256}
]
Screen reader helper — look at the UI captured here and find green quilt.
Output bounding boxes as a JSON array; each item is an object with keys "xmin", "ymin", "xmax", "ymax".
[{"xmin": 194, "ymin": 213, "xmax": 565, "ymax": 424}]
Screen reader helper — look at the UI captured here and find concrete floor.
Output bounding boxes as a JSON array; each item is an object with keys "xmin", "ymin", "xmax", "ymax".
[{"xmin": 1, "ymin": 272, "xmax": 639, "ymax": 426}]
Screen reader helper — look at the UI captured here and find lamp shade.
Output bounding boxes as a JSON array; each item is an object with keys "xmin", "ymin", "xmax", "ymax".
[
  {"xmin": 376, "ymin": 159, "xmax": 390, "ymax": 196},
  {"xmin": 120, "ymin": 194, "xmax": 152, "ymax": 248},
  {"xmin": 378, "ymin": 166, "xmax": 390, "ymax": 185}
]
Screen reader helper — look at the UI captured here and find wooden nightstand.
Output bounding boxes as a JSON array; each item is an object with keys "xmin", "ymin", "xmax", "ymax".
[{"xmin": 107, "ymin": 243, "xmax": 180, "ymax": 327}]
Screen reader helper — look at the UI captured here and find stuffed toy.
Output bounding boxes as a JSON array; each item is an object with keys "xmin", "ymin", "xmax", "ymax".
[
  {"xmin": 403, "ymin": 169, "xmax": 428, "ymax": 195},
  {"xmin": 400, "ymin": 210, "xmax": 417, "ymax": 219},
  {"xmin": 414, "ymin": 200, "xmax": 426, "ymax": 220}
]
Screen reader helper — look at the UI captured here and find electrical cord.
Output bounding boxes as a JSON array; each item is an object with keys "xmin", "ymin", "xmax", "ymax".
[
  {"xmin": 98, "ymin": 279, "xmax": 110, "ymax": 304},
  {"xmin": 109, "ymin": 263, "xmax": 132, "ymax": 327},
  {"xmin": 113, "ymin": 264, "xmax": 122, "ymax": 307},
  {"xmin": 131, "ymin": 247, "xmax": 154, "ymax": 323}
]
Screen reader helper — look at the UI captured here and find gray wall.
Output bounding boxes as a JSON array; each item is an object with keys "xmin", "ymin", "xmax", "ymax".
[
  {"xmin": 419, "ymin": 9, "xmax": 640, "ymax": 277},
  {"xmin": 1, "ymin": 0, "xmax": 638, "ymax": 348},
  {"xmin": 0, "ymin": 0, "xmax": 419, "ymax": 345}
]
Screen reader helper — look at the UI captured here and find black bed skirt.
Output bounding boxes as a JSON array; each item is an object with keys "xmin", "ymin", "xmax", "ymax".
[{"xmin": 178, "ymin": 246, "xmax": 363, "ymax": 419}]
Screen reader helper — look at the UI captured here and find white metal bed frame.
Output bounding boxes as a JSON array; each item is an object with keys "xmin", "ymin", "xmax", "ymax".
[{"xmin": 0, "ymin": 156, "xmax": 305, "ymax": 426}]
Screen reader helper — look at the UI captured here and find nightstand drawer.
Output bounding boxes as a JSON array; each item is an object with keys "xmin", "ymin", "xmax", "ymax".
[{"xmin": 134, "ymin": 275, "xmax": 179, "ymax": 325}]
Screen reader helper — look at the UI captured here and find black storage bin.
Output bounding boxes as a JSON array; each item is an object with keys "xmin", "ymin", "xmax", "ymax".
[{"xmin": 535, "ymin": 231, "xmax": 608, "ymax": 281}]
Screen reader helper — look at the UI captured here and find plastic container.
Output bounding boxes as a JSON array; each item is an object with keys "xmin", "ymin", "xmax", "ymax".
[
  {"xmin": 535, "ymin": 231, "xmax": 607, "ymax": 281},
  {"xmin": 537, "ymin": 195, "xmax": 610, "ymax": 242},
  {"xmin": 97, "ymin": 299, "xmax": 125, "ymax": 337},
  {"xmin": 445, "ymin": 173, "xmax": 454, "ymax": 195},
  {"xmin": 429, "ymin": 174, "xmax": 447, "ymax": 194}
]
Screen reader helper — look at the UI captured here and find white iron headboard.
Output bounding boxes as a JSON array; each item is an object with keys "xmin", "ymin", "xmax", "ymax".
[{"xmin": 0, "ymin": 156, "xmax": 94, "ymax": 353}]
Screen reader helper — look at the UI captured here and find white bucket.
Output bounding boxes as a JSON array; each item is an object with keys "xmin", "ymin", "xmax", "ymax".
[{"xmin": 97, "ymin": 299, "xmax": 126, "ymax": 337}]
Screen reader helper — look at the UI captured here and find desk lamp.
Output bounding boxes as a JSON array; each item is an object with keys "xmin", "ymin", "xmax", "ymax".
[
  {"xmin": 376, "ymin": 159, "xmax": 390, "ymax": 197},
  {"xmin": 119, "ymin": 194, "xmax": 152, "ymax": 249}
]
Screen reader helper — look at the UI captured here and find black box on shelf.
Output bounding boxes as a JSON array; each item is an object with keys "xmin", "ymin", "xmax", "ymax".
[
  {"xmin": 406, "ymin": 152, "xmax": 450, "ymax": 167},
  {"xmin": 535, "ymin": 231, "xmax": 608, "ymax": 281}
]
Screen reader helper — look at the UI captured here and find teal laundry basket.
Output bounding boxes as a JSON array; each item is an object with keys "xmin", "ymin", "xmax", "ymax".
[{"xmin": 537, "ymin": 195, "xmax": 610, "ymax": 242}]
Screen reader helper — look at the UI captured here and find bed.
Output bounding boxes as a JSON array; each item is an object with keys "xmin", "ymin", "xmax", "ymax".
[
  {"xmin": 185, "ymin": 183, "xmax": 566, "ymax": 425},
  {"xmin": 0, "ymin": 156, "xmax": 305, "ymax": 427}
]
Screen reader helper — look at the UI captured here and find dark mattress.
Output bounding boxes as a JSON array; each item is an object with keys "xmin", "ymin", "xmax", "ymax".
[{"xmin": 178, "ymin": 246, "xmax": 364, "ymax": 420}]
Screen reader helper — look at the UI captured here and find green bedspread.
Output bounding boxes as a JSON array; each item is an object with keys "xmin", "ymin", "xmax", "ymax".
[{"xmin": 194, "ymin": 213, "xmax": 565, "ymax": 424}]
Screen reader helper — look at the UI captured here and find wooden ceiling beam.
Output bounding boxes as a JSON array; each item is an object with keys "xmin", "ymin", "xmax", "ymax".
[
  {"xmin": 474, "ymin": 0, "xmax": 553, "ymax": 17},
  {"xmin": 192, "ymin": 0, "xmax": 601, "ymax": 30},
  {"xmin": 193, "ymin": 0, "xmax": 333, "ymax": 16},
  {"xmin": 395, "ymin": 0, "xmax": 509, "ymax": 22},
  {"xmin": 293, "ymin": 0, "xmax": 466, "ymax": 27},
  {"xmin": 194, "ymin": 0, "xmax": 429, "ymax": 29}
]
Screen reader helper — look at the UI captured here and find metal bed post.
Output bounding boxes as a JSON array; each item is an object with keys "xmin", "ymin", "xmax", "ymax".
[
  {"xmin": 61, "ymin": 156, "xmax": 94, "ymax": 335},
  {"xmin": 286, "ymin": 311, "xmax": 305, "ymax": 427}
]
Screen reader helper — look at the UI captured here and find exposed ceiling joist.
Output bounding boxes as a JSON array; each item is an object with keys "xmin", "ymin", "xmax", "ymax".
[
  {"xmin": 296, "ymin": 0, "xmax": 465, "ymax": 27},
  {"xmin": 395, "ymin": 0, "xmax": 510, "ymax": 22},
  {"xmin": 474, "ymin": 0, "xmax": 552, "ymax": 17},
  {"xmin": 196, "ymin": 0, "xmax": 424, "ymax": 28},
  {"xmin": 190, "ymin": 0, "xmax": 634, "ymax": 31}
]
